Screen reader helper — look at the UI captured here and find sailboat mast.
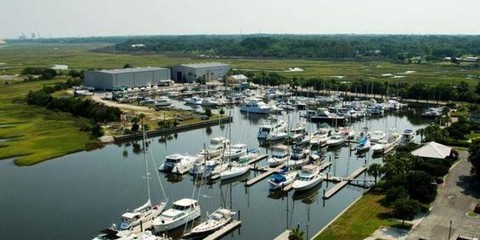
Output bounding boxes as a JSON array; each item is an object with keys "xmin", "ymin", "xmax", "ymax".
[{"xmin": 142, "ymin": 124, "xmax": 151, "ymax": 201}]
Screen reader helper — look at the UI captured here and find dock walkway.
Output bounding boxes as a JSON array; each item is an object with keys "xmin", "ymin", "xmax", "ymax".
[
  {"xmin": 245, "ymin": 163, "xmax": 285, "ymax": 187},
  {"xmin": 323, "ymin": 166, "xmax": 367, "ymax": 199},
  {"xmin": 203, "ymin": 220, "xmax": 241, "ymax": 240}
]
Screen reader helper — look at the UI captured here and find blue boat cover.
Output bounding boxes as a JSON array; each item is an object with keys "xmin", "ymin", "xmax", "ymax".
[{"xmin": 270, "ymin": 174, "xmax": 287, "ymax": 183}]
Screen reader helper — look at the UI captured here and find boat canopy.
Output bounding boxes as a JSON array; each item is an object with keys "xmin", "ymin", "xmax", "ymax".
[{"xmin": 270, "ymin": 174, "xmax": 287, "ymax": 183}]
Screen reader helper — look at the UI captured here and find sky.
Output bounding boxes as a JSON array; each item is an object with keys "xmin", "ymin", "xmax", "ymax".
[{"xmin": 1, "ymin": 0, "xmax": 479, "ymax": 39}]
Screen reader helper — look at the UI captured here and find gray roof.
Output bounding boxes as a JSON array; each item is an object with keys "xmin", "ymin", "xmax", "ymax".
[
  {"xmin": 180, "ymin": 62, "xmax": 229, "ymax": 68},
  {"xmin": 97, "ymin": 67, "xmax": 168, "ymax": 74}
]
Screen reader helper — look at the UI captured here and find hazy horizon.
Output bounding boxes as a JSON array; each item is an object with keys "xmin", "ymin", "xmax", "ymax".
[{"xmin": 1, "ymin": 0, "xmax": 479, "ymax": 39}]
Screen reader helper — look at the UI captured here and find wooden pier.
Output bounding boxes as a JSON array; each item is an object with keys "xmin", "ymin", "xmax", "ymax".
[
  {"xmin": 246, "ymin": 154, "xmax": 268, "ymax": 165},
  {"xmin": 245, "ymin": 164, "xmax": 285, "ymax": 187},
  {"xmin": 323, "ymin": 166, "xmax": 367, "ymax": 199},
  {"xmin": 203, "ymin": 220, "xmax": 242, "ymax": 240}
]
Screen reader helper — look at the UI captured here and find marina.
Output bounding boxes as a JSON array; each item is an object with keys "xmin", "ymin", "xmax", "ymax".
[{"xmin": 0, "ymin": 101, "xmax": 430, "ymax": 240}]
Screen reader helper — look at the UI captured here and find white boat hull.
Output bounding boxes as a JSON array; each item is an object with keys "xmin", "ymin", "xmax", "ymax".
[
  {"xmin": 220, "ymin": 166, "xmax": 249, "ymax": 180},
  {"xmin": 292, "ymin": 176, "xmax": 323, "ymax": 191}
]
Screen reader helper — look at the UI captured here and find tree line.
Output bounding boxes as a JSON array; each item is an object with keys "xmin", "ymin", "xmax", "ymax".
[
  {"xmin": 26, "ymin": 80, "xmax": 122, "ymax": 137},
  {"xmin": 107, "ymin": 34, "xmax": 480, "ymax": 60}
]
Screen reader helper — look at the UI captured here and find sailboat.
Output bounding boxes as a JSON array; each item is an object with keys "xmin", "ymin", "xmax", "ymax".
[
  {"xmin": 184, "ymin": 208, "xmax": 236, "ymax": 237},
  {"xmin": 220, "ymin": 111, "xmax": 250, "ymax": 180},
  {"xmin": 118, "ymin": 126, "xmax": 168, "ymax": 231}
]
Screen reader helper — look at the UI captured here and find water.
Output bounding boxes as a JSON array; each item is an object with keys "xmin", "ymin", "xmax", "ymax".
[{"xmin": 0, "ymin": 104, "xmax": 429, "ymax": 240}]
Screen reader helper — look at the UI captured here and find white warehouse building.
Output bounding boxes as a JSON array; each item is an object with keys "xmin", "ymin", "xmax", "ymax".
[
  {"xmin": 171, "ymin": 62, "xmax": 230, "ymax": 83},
  {"xmin": 84, "ymin": 67, "xmax": 171, "ymax": 91}
]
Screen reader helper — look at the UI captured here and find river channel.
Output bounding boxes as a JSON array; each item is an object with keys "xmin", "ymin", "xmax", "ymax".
[{"xmin": 0, "ymin": 104, "xmax": 430, "ymax": 240}]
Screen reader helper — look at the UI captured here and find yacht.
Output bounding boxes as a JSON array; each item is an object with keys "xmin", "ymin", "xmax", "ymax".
[
  {"xmin": 201, "ymin": 97, "xmax": 224, "ymax": 107},
  {"xmin": 171, "ymin": 155, "xmax": 199, "ymax": 174},
  {"xmin": 372, "ymin": 130, "xmax": 401, "ymax": 155},
  {"xmin": 267, "ymin": 144, "xmax": 290, "ymax": 167},
  {"xmin": 268, "ymin": 168, "xmax": 298, "ymax": 190},
  {"xmin": 292, "ymin": 165, "xmax": 323, "ymax": 191},
  {"xmin": 286, "ymin": 146, "xmax": 310, "ymax": 168},
  {"xmin": 159, "ymin": 153, "xmax": 196, "ymax": 172},
  {"xmin": 308, "ymin": 108, "xmax": 347, "ymax": 125},
  {"xmin": 154, "ymin": 96, "xmax": 172, "ymax": 109},
  {"xmin": 152, "ymin": 198, "xmax": 201, "ymax": 233},
  {"xmin": 219, "ymin": 161, "xmax": 250, "ymax": 180},
  {"xmin": 310, "ymin": 127, "xmax": 331, "ymax": 147},
  {"xmin": 257, "ymin": 118, "xmax": 288, "ymax": 142},
  {"xmin": 223, "ymin": 144, "xmax": 248, "ymax": 161},
  {"xmin": 200, "ymin": 137, "xmax": 230, "ymax": 158},
  {"xmin": 186, "ymin": 208, "xmax": 235, "ymax": 237},
  {"xmin": 240, "ymin": 98, "xmax": 272, "ymax": 114}
]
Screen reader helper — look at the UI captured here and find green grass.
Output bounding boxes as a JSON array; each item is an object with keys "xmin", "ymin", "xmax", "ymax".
[
  {"xmin": 0, "ymin": 79, "xmax": 94, "ymax": 166},
  {"xmin": 315, "ymin": 192, "xmax": 398, "ymax": 240},
  {"xmin": 1, "ymin": 43, "xmax": 479, "ymax": 87}
]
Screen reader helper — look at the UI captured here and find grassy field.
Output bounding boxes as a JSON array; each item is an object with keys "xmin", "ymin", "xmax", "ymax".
[
  {"xmin": 0, "ymin": 79, "xmax": 94, "ymax": 166},
  {"xmin": 1, "ymin": 43, "xmax": 479, "ymax": 87},
  {"xmin": 314, "ymin": 192, "xmax": 399, "ymax": 240}
]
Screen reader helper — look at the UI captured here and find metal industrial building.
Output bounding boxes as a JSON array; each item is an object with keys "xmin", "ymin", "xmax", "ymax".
[
  {"xmin": 84, "ymin": 67, "xmax": 171, "ymax": 90},
  {"xmin": 171, "ymin": 62, "xmax": 230, "ymax": 83}
]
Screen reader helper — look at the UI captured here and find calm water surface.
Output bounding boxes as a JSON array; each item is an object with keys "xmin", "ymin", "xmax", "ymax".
[{"xmin": 0, "ymin": 105, "xmax": 429, "ymax": 240}]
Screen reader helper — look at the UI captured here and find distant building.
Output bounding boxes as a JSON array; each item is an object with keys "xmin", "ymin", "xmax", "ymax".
[
  {"xmin": 171, "ymin": 62, "xmax": 230, "ymax": 83},
  {"xmin": 84, "ymin": 67, "xmax": 171, "ymax": 91}
]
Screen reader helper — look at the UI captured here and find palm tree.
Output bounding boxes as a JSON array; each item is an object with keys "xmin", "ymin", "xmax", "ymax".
[
  {"xmin": 367, "ymin": 163, "xmax": 384, "ymax": 183},
  {"xmin": 289, "ymin": 227, "xmax": 305, "ymax": 240}
]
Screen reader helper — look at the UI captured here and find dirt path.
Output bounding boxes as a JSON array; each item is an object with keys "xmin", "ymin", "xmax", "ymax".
[{"xmin": 90, "ymin": 95, "xmax": 152, "ymax": 112}]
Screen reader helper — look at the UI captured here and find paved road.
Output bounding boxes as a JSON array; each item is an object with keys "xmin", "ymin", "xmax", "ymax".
[{"xmin": 407, "ymin": 151, "xmax": 480, "ymax": 240}]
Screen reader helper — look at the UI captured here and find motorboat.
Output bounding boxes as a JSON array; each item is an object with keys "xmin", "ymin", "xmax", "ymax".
[
  {"xmin": 286, "ymin": 146, "xmax": 310, "ymax": 168},
  {"xmin": 370, "ymin": 130, "xmax": 386, "ymax": 143},
  {"xmin": 200, "ymin": 137, "xmax": 230, "ymax": 158},
  {"xmin": 372, "ymin": 129, "xmax": 401, "ymax": 155},
  {"xmin": 185, "ymin": 96, "xmax": 203, "ymax": 105},
  {"xmin": 223, "ymin": 144, "xmax": 248, "ymax": 161},
  {"xmin": 308, "ymin": 108, "xmax": 347, "ymax": 125},
  {"xmin": 326, "ymin": 134, "xmax": 345, "ymax": 147},
  {"xmin": 171, "ymin": 155, "xmax": 199, "ymax": 174},
  {"xmin": 337, "ymin": 127, "xmax": 355, "ymax": 140},
  {"xmin": 240, "ymin": 98, "xmax": 272, "ymax": 114},
  {"xmin": 152, "ymin": 198, "xmax": 201, "ymax": 233},
  {"xmin": 267, "ymin": 144, "xmax": 290, "ymax": 167},
  {"xmin": 186, "ymin": 208, "xmax": 235, "ymax": 237},
  {"xmin": 356, "ymin": 137, "xmax": 371, "ymax": 153},
  {"xmin": 310, "ymin": 127, "xmax": 331, "ymax": 147},
  {"xmin": 257, "ymin": 117, "xmax": 288, "ymax": 142},
  {"xmin": 154, "ymin": 96, "xmax": 172, "ymax": 109},
  {"xmin": 189, "ymin": 158, "xmax": 218, "ymax": 177},
  {"xmin": 159, "ymin": 153, "xmax": 196, "ymax": 172},
  {"xmin": 201, "ymin": 97, "xmax": 224, "ymax": 107},
  {"xmin": 401, "ymin": 129, "xmax": 416, "ymax": 144},
  {"xmin": 292, "ymin": 165, "xmax": 323, "ymax": 191},
  {"xmin": 268, "ymin": 168, "xmax": 298, "ymax": 190}
]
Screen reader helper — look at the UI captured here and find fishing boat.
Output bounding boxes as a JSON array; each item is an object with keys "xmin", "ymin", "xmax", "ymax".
[
  {"xmin": 268, "ymin": 168, "xmax": 298, "ymax": 190},
  {"xmin": 267, "ymin": 144, "xmax": 290, "ymax": 167},
  {"xmin": 185, "ymin": 208, "xmax": 235, "ymax": 237},
  {"xmin": 292, "ymin": 165, "xmax": 323, "ymax": 192},
  {"xmin": 152, "ymin": 198, "xmax": 201, "ymax": 233}
]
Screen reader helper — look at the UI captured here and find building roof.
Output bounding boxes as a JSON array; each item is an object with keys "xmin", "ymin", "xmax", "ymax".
[
  {"xmin": 180, "ymin": 62, "xmax": 229, "ymax": 68},
  {"xmin": 230, "ymin": 74, "xmax": 248, "ymax": 80},
  {"xmin": 411, "ymin": 141, "xmax": 452, "ymax": 159},
  {"xmin": 96, "ymin": 67, "xmax": 168, "ymax": 74}
]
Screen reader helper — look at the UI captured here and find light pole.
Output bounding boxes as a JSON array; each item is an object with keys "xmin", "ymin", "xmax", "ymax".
[{"xmin": 448, "ymin": 220, "xmax": 452, "ymax": 240}]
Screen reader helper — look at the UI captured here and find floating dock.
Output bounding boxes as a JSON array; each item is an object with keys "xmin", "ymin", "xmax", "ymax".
[
  {"xmin": 203, "ymin": 220, "xmax": 242, "ymax": 240},
  {"xmin": 323, "ymin": 166, "xmax": 367, "ymax": 199},
  {"xmin": 245, "ymin": 164, "xmax": 285, "ymax": 187},
  {"xmin": 247, "ymin": 154, "xmax": 268, "ymax": 165}
]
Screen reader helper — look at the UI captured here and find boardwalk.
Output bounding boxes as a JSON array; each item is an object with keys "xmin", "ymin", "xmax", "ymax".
[{"xmin": 203, "ymin": 220, "xmax": 242, "ymax": 240}]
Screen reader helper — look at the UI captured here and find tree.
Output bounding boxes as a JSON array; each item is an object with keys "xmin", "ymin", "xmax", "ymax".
[
  {"xmin": 131, "ymin": 116, "xmax": 140, "ymax": 132},
  {"xmin": 289, "ymin": 227, "xmax": 305, "ymax": 240},
  {"xmin": 392, "ymin": 197, "xmax": 421, "ymax": 225},
  {"xmin": 367, "ymin": 163, "xmax": 384, "ymax": 183},
  {"xmin": 123, "ymin": 63, "xmax": 133, "ymax": 68},
  {"xmin": 404, "ymin": 171, "xmax": 437, "ymax": 204},
  {"xmin": 468, "ymin": 139, "xmax": 480, "ymax": 181}
]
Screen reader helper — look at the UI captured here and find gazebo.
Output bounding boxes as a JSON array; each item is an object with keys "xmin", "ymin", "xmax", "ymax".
[{"xmin": 411, "ymin": 141, "xmax": 452, "ymax": 159}]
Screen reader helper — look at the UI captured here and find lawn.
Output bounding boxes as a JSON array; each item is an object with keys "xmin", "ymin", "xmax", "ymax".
[
  {"xmin": 314, "ymin": 192, "xmax": 398, "ymax": 240},
  {"xmin": 0, "ymin": 79, "xmax": 94, "ymax": 166}
]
